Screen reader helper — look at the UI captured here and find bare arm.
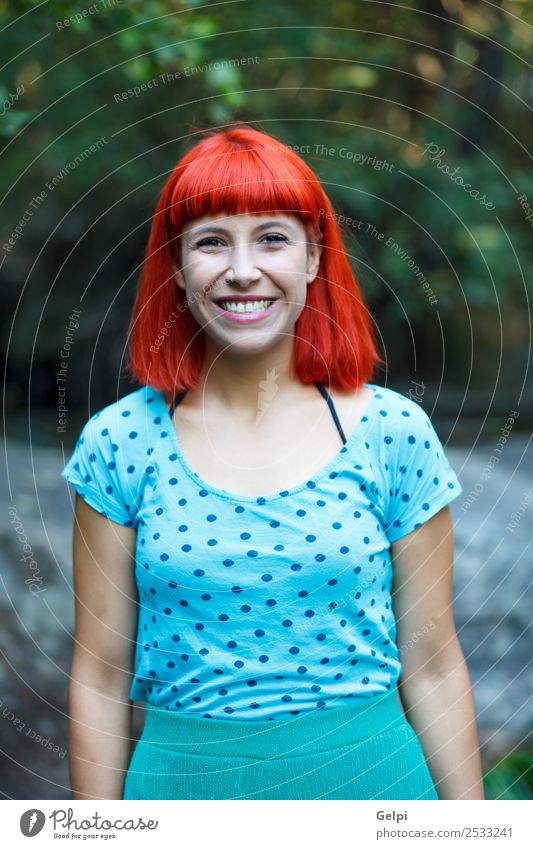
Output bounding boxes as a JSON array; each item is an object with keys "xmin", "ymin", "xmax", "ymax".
[
  {"xmin": 391, "ymin": 505, "xmax": 485, "ymax": 800},
  {"xmin": 68, "ymin": 494, "xmax": 138, "ymax": 801}
]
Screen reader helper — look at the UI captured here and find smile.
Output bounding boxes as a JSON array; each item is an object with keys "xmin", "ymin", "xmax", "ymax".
[{"xmin": 211, "ymin": 299, "xmax": 279, "ymax": 324}]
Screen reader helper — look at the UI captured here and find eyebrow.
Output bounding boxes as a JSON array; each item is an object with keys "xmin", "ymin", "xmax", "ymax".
[{"xmin": 184, "ymin": 218, "xmax": 298, "ymax": 241}]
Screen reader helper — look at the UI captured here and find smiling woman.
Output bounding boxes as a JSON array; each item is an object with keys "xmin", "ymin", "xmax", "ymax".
[
  {"xmin": 179, "ymin": 213, "xmax": 314, "ymax": 329},
  {"xmin": 127, "ymin": 124, "xmax": 381, "ymax": 395},
  {"xmin": 61, "ymin": 123, "xmax": 484, "ymax": 802}
]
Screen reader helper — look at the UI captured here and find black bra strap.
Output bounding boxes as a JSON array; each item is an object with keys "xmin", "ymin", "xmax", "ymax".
[
  {"xmin": 315, "ymin": 382, "xmax": 347, "ymax": 445},
  {"xmin": 168, "ymin": 388, "xmax": 188, "ymax": 418},
  {"xmin": 168, "ymin": 382, "xmax": 347, "ymax": 445}
]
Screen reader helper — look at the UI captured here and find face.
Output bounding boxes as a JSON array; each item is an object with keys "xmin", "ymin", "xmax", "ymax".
[{"xmin": 174, "ymin": 212, "xmax": 322, "ymax": 355}]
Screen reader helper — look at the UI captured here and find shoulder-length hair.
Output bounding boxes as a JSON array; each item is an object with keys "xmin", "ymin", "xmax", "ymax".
[{"xmin": 127, "ymin": 123, "xmax": 383, "ymax": 401}]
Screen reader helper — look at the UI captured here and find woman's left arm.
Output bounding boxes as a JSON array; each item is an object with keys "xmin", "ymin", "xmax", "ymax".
[{"xmin": 391, "ymin": 505, "xmax": 485, "ymax": 800}]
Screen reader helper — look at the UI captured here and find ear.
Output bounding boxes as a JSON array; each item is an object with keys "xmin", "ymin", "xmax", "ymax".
[{"xmin": 306, "ymin": 235, "xmax": 323, "ymax": 285}]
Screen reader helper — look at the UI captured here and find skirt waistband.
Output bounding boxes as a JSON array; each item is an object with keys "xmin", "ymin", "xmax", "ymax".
[{"xmin": 139, "ymin": 690, "xmax": 408, "ymax": 759}]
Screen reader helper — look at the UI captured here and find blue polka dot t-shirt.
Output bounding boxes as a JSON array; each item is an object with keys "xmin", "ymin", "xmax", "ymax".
[{"xmin": 61, "ymin": 383, "xmax": 463, "ymax": 720}]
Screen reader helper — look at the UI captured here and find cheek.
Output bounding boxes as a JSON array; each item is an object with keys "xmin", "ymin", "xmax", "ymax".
[
  {"xmin": 183, "ymin": 255, "xmax": 222, "ymax": 291},
  {"xmin": 267, "ymin": 249, "xmax": 308, "ymax": 277}
]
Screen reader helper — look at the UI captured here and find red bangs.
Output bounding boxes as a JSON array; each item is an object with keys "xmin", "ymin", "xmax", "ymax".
[
  {"xmin": 167, "ymin": 133, "xmax": 321, "ymax": 254},
  {"xmin": 126, "ymin": 124, "xmax": 383, "ymax": 399}
]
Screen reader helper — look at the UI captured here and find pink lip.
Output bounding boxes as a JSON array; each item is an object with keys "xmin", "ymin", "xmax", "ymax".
[{"xmin": 211, "ymin": 299, "xmax": 279, "ymax": 324}]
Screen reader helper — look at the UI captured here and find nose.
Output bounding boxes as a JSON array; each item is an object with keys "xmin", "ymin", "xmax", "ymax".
[{"xmin": 226, "ymin": 239, "xmax": 262, "ymax": 286}]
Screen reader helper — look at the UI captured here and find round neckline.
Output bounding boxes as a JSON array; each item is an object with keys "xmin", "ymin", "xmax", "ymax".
[{"xmin": 154, "ymin": 383, "xmax": 380, "ymax": 504}]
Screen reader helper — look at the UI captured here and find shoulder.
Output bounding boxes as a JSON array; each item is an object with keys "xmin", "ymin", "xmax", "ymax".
[
  {"xmin": 62, "ymin": 385, "xmax": 163, "ymax": 527},
  {"xmin": 368, "ymin": 385, "xmax": 463, "ymax": 540},
  {"xmin": 74, "ymin": 384, "xmax": 164, "ymax": 466},
  {"xmin": 81, "ymin": 384, "xmax": 161, "ymax": 437},
  {"xmin": 368, "ymin": 383, "xmax": 434, "ymax": 432},
  {"xmin": 366, "ymin": 384, "xmax": 443, "ymax": 478},
  {"xmin": 61, "ymin": 386, "xmax": 162, "ymax": 527}
]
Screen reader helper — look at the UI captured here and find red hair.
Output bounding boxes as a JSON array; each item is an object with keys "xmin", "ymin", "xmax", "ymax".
[{"xmin": 126, "ymin": 124, "xmax": 383, "ymax": 401}]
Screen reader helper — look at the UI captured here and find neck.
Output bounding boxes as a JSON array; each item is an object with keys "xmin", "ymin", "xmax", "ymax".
[{"xmin": 191, "ymin": 337, "xmax": 304, "ymax": 418}]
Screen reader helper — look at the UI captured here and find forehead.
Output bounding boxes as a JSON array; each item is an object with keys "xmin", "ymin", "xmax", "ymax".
[{"xmin": 182, "ymin": 212, "xmax": 304, "ymax": 236}]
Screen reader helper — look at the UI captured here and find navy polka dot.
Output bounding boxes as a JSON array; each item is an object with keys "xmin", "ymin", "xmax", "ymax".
[{"xmin": 60, "ymin": 383, "xmax": 462, "ymax": 720}]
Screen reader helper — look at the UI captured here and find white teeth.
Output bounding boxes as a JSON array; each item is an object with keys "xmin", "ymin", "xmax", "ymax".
[{"xmin": 220, "ymin": 300, "xmax": 274, "ymax": 313}]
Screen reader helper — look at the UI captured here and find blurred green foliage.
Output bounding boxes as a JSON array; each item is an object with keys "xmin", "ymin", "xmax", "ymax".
[
  {"xmin": 484, "ymin": 751, "xmax": 533, "ymax": 800},
  {"xmin": 0, "ymin": 0, "xmax": 531, "ymax": 409}
]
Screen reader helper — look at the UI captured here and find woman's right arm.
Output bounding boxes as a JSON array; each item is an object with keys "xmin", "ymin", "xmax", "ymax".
[{"xmin": 68, "ymin": 493, "xmax": 138, "ymax": 801}]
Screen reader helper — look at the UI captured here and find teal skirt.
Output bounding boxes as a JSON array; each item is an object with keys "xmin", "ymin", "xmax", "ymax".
[{"xmin": 123, "ymin": 689, "xmax": 438, "ymax": 800}]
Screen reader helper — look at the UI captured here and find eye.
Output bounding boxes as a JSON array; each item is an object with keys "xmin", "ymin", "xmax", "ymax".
[
  {"xmin": 261, "ymin": 233, "xmax": 288, "ymax": 245},
  {"xmin": 196, "ymin": 237, "xmax": 224, "ymax": 248},
  {"xmin": 195, "ymin": 233, "xmax": 288, "ymax": 249}
]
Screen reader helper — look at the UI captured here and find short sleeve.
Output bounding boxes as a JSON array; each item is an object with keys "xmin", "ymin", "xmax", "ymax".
[
  {"xmin": 61, "ymin": 412, "xmax": 140, "ymax": 527},
  {"xmin": 384, "ymin": 398, "xmax": 463, "ymax": 543}
]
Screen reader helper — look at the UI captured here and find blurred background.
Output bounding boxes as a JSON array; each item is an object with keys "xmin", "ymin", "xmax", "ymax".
[{"xmin": 1, "ymin": 0, "xmax": 531, "ymax": 800}]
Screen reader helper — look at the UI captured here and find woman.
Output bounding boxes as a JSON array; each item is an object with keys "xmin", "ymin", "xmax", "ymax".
[{"xmin": 61, "ymin": 124, "xmax": 484, "ymax": 801}]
